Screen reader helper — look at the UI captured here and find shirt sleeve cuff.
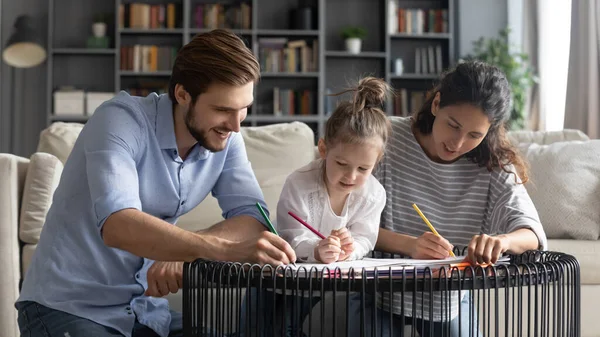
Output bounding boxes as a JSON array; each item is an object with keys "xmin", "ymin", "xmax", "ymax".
[
  {"xmin": 94, "ymin": 190, "xmax": 142, "ymax": 229},
  {"xmin": 225, "ymin": 204, "xmax": 271, "ymax": 229},
  {"xmin": 509, "ymin": 220, "xmax": 548, "ymax": 251}
]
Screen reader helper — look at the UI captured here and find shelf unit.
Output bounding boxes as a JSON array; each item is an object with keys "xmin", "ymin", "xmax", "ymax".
[
  {"xmin": 384, "ymin": 0, "xmax": 455, "ymax": 117},
  {"xmin": 46, "ymin": 0, "xmax": 456, "ymax": 140}
]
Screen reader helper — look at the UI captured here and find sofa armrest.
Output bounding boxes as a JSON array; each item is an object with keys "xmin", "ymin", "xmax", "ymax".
[{"xmin": 0, "ymin": 154, "xmax": 29, "ymax": 337}]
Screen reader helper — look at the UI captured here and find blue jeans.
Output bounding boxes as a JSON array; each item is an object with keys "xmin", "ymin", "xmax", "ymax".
[
  {"xmin": 16, "ymin": 301, "xmax": 183, "ymax": 337},
  {"xmin": 239, "ymin": 289, "xmax": 320, "ymax": 337},
  {"xmin": 355, "ymin": 293, "xmax": 483, "ymax": 337},
  {"xmin": 239, "ymin": 290, "xmax": 482, "ymax": 337}
]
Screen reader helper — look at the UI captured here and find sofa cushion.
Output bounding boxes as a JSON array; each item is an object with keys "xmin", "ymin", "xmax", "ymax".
[
  {"xmin": 37, "ymin": 122, "xmax": 84, "ymax": 164},
  {"xmin": 21, "ymin": 244, "xmax": 37, "ymax": 277},
  {"xmin": 508, "ymin": 129, "xmax": 589, "ymax": 145},
  {"xmin": 520, "ymin": 140, "xmax": 600, "ymax": 240},
  {"xmin": 548, "ymin": 239, "xmax": 600, "ymax": 284},
  {"xmin": 35, "ymin": 121, "xmax": 317, "ymax": 232},
  {"xmin": 19, "ymin": 153, "xmax": 64, "ymax": 244},
  {"xmin": 177, "ymin": 122, "xmax": 316, "ymax": 232}
]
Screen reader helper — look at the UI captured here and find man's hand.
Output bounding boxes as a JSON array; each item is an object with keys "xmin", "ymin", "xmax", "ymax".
[
  {"xmin": 410, "ymin": 232, "xmax": 454, "ymax": 259},
  {"xmin": 331, "ymin": 228, "xmax": 354, "ymax": 261},
  {"xmin": 466, "ymin": 234, "xmax": 509, "ymax": 265},
  {"xmin": 224, "ymin": 231, "xmax": 297, "ymax": 266},
  {"xmin": 145, "ymin": 261, "xmax": 183, "ymax": 297}
]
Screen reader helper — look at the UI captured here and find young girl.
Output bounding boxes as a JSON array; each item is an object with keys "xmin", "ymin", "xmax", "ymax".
[
  {"xmin": 241, "ymin": 77, "xmax": 391, "ymax": 337},
  {"xmin": 276, "ymin": 76, "xmax": 391, "ymax": 264},
  {"xmin": 359, "ymin": 60, "xmax": 548, "ymax": 336}
]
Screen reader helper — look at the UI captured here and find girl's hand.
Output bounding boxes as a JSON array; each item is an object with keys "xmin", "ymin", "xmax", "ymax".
[
  {"xmin": 331, "ymin": 228, "xmax": 354, "ymax": 261},
  {"xmin": 411, "ymin": 232, "xmax": 454, "ymax": 259},
  {"xmin": 467, "ymin": 234, "xmax": 509, "ymax": 264},
  {"xmin": 314, "ymin": 236, "xmax": 342, "ymax": 264}
]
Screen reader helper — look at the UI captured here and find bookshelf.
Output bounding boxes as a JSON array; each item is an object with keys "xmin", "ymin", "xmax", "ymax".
[{"xmin": 46, "ymin": 0, "xmax": 456, "ymax": 140}]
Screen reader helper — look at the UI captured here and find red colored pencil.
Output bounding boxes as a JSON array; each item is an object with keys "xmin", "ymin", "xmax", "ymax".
[{"xmin": 287, "ymin": 211, "xmax": 326, "ymax": 239}]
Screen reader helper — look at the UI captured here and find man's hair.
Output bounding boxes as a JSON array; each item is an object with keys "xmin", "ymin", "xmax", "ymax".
[{"xmin": 168, "ymin": 29, "xmax": 260, "ymax": 104}]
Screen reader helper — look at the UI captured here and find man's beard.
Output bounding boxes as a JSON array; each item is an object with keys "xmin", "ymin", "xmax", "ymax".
[{"xmin": 184, "ymin": 106, "xmax": 225, "ymax": 153}]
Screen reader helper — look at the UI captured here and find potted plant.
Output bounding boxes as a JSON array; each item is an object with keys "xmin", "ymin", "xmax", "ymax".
[
  {"xmin": 462, "ymin": 28, "xmax": 537, "ymax": 130},
  {"xmin": 341, "ymin": 26, "xmax": 367, "ymax": 54},
  {"xmin": 92, "ymin": 13, "xmax": 108, "ymax": 38}
]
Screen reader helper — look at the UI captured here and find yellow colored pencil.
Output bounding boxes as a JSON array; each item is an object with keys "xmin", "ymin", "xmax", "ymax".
[{"xmin": 412, "ymin": 203, "xmax": 456, "ymax": 257}]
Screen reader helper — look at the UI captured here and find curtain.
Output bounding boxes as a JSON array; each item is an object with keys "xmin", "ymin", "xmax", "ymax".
[
  {"xmin": 519, "ymin": 0, "xmax": 572, "ymax": 132},
  {"xmin": 564, "ymin": 0, "xmax": 600, "ymax": 139},
  {"xmin": 521, "ymin": 0, "xmax": 541, "ymax": 130}
]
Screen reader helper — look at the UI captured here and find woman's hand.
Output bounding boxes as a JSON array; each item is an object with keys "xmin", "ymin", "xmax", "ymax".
[
  {"xmin": 410, "ymin": 232, "xmax": 454, "ymax": 259},
  {"xmin": 467, "ymin": 234, "xmax": 509, "ymax": 264},
  {"xmin": 331, "ymin": 228, "xmax": 354, "ymax": 261},
  {"xmin": 314, "ymin": 236, "xmax": 342, "ymax": 264}
]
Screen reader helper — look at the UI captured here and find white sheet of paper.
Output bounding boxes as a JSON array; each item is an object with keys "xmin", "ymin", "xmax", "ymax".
[
  {"xmin": 291, "ymin": 259, "xmax": 409, "ymax": 271},
  {"xmin": 290, "ymin": 255, "xmax": 509, "ymax": 273},
  {"xmin": 361, "ymin": 256, "xmax": 468, "ymax": 266}
]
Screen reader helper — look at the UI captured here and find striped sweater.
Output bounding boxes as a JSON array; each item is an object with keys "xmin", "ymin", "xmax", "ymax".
[{"xmin": 375, "ymin": 116, "xmax": 547, "ymax": 321}]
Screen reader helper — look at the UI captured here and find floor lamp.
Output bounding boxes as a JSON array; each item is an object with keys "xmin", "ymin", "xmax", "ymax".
[{"xmin": 2, "ymin": 15, "xmax": 46, "ymax": 154}]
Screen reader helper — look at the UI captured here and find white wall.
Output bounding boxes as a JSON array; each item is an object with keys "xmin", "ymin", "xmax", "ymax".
[
  {"xmin": 457, "ymin": 0, "xmax": 508, "ymax": 58},
  {"xmin": 507, "ymin": 0, "xmax": 523, "ymax": 52}
]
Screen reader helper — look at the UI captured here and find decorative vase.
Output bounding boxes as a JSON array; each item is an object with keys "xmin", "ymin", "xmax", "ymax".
[
  {"xmin": 92, "ymin": 22, "xmax": 107, "ymax": 38},
  {"xmin": 345, "ymin": 38, "xmax": 362, "ymax": 54},
  {"xmin": 394, "ymin": 58, "xmax": 404, "ymax": 75}
]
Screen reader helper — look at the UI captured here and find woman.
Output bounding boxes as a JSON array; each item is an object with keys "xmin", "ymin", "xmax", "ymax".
[{"xmin": 364, "ymin": 60, "xmax": 548, "ymax": 336}]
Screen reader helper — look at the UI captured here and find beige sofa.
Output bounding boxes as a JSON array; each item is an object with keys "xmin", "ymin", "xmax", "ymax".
[{"xmin": 1, "ymin": 121, "xmax": 599, "ymax": 337}]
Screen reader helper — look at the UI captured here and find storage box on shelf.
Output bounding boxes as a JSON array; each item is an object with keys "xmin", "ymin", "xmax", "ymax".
[
  {"xmin": 53, "ymin": 89, "xmax": 85, "ymax": 117},
  {"xmin": 86, "ymin": 92, "xmax": 116, "ymax": 116}
]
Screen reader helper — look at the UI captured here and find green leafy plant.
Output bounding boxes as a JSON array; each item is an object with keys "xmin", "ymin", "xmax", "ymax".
[
  {"xmin": 462, "ymin": 28, "xmax": 537, "ymax": 130},
  {"xmin": 341, "ymin": 26, "xmax": 367, "ymax": 40}
]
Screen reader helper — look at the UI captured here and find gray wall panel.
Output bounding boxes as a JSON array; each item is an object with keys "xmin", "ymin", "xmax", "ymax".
[{"xmin": 1, "ymin": 0, "xmax": 48, "ymax": 156}]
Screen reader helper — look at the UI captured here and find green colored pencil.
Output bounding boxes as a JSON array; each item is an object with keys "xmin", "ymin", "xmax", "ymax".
[
  {"xmin": 255, "ymin": 202, "xmax": 296, "ymax": 266},
  {"xmin": 256, "ymin": 202, "xmax": 278, "ymax": 235}
]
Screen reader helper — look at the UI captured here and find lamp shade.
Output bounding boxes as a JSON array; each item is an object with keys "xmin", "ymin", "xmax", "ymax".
[{"xmin": 2, "ymin": 15, "xmax": 47, "ymax": 68}]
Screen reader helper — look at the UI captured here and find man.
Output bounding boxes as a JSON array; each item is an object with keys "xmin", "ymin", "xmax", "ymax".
[{"xmin": 15, "ymin": 29, "xmax": 296, "ymax": 337}]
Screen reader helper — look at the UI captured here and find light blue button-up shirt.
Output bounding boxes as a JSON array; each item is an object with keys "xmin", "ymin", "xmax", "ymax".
[{"xmin": 17, "ymin": 91, "xmax": 269, "ymax": 337}]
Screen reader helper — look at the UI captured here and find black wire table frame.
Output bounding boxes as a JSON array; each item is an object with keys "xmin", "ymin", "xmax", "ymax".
[{"xmin": 183, "ymin": 250, "xmax": 580, "ymax": 337}]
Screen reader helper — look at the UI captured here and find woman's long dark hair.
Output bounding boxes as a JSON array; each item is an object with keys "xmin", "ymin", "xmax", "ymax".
[{"xmin": 413, "ymin": 60, "xmax": 529, "ymax": 183}]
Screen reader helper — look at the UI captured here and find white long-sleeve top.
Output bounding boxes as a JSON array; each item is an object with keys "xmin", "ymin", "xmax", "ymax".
[{"xmin": 276, "ymin": 159, "xmax": 386, "ymax": 262}]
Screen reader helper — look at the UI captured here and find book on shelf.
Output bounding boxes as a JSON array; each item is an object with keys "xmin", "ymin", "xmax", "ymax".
[
  {"xmin": 273, "ymin": 87, "xmax": 314, "ymax": 116},
  {"xmin": 258, "ymin": 38, "xmax": 318, "ymax": 73},
  {"xmin": 414, "ymin": 45, "xmax": 443, "ymax": 74},
  {"xmin": 120, "ymin": 45, "xmax": 178, "ymax": 73},
  {"xmin": 395, "ymin": 8, "xmax": 448, "ymax": 34},
  {"xmin": 435, "ymin": 45, "xmax": 443, "ymax": 73},
  {"xmin": 119, "ymin": 3, "xmax": 180, "ymax": 29},
  {"xmin": 194, "ymin": 3, "xmax": 251, "ymax": 30},
  {"xmin": 394, "ymin": 88, "xmax": 426, "ymax": 117}
]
